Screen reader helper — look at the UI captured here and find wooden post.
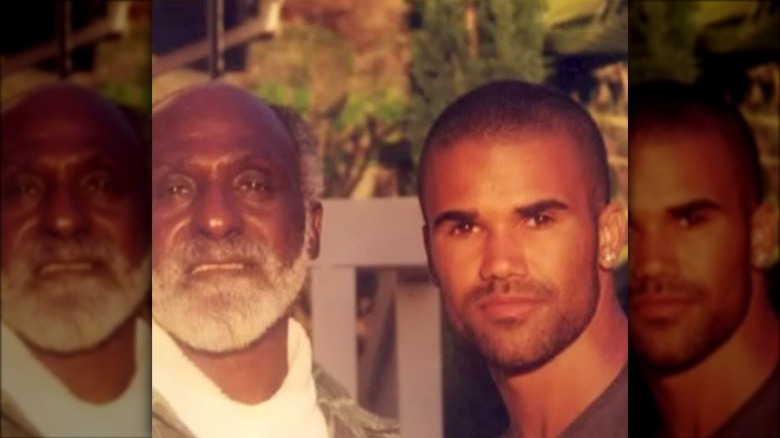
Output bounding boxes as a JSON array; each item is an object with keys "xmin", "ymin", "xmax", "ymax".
[
  {"xmin": 206, "ymin": 0, "xmax": 224, "ymax": 78},
  {"xmin": 55, "ymin": 0, "xmax": 72, "ymax": 79}
]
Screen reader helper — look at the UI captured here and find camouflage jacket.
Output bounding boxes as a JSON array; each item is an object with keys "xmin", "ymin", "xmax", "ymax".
[{"xmin": 152, "ymin": 365, "xmax": 400, "ymax": 438}]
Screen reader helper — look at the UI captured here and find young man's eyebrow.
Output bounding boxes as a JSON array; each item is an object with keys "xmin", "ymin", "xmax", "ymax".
[
  {"xmin": 667, "ymin": 199, "xmax": 721, "ymax": 217},
  {"xmin": 515, "ymin": 199, "xmax": 569, "ymax": 217},
  {"xmin": 432, "ymin": 210, "xmax": 477, "ymax": 230}
]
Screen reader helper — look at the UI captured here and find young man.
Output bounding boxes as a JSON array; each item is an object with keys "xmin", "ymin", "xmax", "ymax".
[
  {"xmin": 1, "ymin": 84, "xmax": 151, "ymax": 437},
  {"xmin": 150, "ymin": 83, "xmax": 398, "ymax": 438},
  {"xmin": 629, "ymin": 81, "xmax": 778, "ymax": 437},
  {"xmin": 418, "ymin": 80, "xmax": 628, "ymax": 438}
]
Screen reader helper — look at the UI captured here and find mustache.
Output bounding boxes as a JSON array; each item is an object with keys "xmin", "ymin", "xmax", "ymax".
[
  {"xmin": 629, "ymin": 276, "xmax": 704, "ymax": 300},
  {"xmin": 17, "ymin": 238, "xmax": 115, "ymax": 266},
  {"xmin": 161, "ymin": 238, "xmax": 276, "ymax": 270},
  {"xmin": 466, "ymin": 278, "xmax": 555, "ymax": 303}
]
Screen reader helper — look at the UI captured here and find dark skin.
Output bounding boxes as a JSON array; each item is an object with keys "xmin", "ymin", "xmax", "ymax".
[
  {"xmin": 630, "ymin": 126, "xmax": 778, "ymax": 437},
  {"xmin": 421, "ymin": 131, "xmax": 628, "ymax": 438},
  {"xmin": 1, "ymin": 85, "xmax": 148, "ymax": 403},
  {"xmin": 152, "ymin": 85, "xmax": 322, "ymax": 404}
]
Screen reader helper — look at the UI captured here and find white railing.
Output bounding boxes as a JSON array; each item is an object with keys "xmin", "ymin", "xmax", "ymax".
[{"xmin": 310, "ymin": 197, "xmax": 443, "ymax": 438}]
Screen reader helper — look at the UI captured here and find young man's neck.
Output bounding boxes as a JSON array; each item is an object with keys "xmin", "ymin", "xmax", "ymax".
[
  {"xmin": 27, "ymin": 315, "xmax": 138, "ymax": 404},
  {"xmin": 649, "ymin": 281, "xmax": 779, "ymax": 438},
  {"xmin": 180, "ymin": 317, "xmax": 289, "ymax": 405},
  {"xmin": 496, "ymin": 279, "xmax": 628, "ymax": 438}
]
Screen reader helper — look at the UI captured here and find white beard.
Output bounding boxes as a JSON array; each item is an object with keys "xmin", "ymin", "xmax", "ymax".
[
  {"xmin": 151, "ymin": 233, "xmax": 310, "ymax": 353},
  {"xmin": 1, "ymin": 246, "xmax": 150, "ymax": 353}
]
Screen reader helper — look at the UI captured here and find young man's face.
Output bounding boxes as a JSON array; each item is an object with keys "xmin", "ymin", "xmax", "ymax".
[
  {"xmin": 421, "ymin": 130, "xmax": 603, "ymax": 373},
  {"xmin": 629, "ymin": 126, "xmax": 753, "ymax": 374},
  {"xmin": 1, "ymin": 90, "xmax": 149, "ymax": 352},
  {"xmin": 151, "ymin": 90, "xmax": 319, "ymax": 352}
]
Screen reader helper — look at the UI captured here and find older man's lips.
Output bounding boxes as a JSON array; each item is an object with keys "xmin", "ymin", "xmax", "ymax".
[
  {"xmin": 478, "ymin": 295, "xmax": 545, "ymax": 321},
  {"xmin": 39, "ymin": 261, "xmax": 93, "ymax": 275},
  {"xmin": 190, "ymin": 262, "xmax": 249, "ymax": 275}
]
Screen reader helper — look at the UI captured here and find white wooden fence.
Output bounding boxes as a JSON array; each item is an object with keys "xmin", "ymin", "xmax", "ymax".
[{"xmin": 310, "ymin": 197, "xmax": 443, "ymax": 438}]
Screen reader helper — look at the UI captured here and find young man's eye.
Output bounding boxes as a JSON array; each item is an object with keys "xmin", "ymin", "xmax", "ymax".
[
  {"xmin": 679, "ymin": 212, "xmax": 706, "ymax": 228},
  {"xmin": 525, "ymin": 213, "xmax": 554, "ymax": 228},
  {"xmin": 450, "ymin": 221, "xmax": 477, "ymax": 236}
]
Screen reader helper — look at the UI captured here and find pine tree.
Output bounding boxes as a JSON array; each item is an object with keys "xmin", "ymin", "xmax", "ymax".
[
  {"xmin": 408, "ymin": 0, "xmax": 547, "ymax": 168},
  {"xmin": 629, "ymin": 1, "xmax": 699, "ymax": 84}
]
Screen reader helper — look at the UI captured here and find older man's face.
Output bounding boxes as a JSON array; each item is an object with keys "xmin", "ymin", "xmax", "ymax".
[
  {"xmin": 151, "ymin": 90, "xmax": 313, "ymax": 352},
  {"xmin": 1, "ymin": 88, "xmax": 150, "ymax": 352}
]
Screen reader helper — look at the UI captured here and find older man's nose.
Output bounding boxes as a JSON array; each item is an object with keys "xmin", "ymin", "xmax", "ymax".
[
  {"xmin": 192, "ymin": 185, "xmax": 243, "ymax": 240},
  {"xmin": 43, "ymin": 185, "xmax": 89, "ymax": 238}
]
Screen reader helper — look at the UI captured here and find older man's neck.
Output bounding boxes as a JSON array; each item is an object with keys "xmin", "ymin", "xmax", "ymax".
[
  {"xmin": 26, "ymin": 316, "xmax": 137, "ymax": 404},
  {"xmin": 180, "ymin": 318, "xmax": 289, "ymax": 405}
]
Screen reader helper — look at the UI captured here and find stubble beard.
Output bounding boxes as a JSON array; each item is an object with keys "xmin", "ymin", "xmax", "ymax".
[
  {"xmin": 629, "ymin": 273, "xmax": 750, "ymax": 375},
  {"xmin": 151, "ymin": 229, "xmax": 310, "ymax": 354},
  {"xmin": 447, "ymin": 266, "xmax": 600, "ymax": 375},
  {"xmin": 1, "ymin": 240, "xmax": 150, "ymax": 353}
]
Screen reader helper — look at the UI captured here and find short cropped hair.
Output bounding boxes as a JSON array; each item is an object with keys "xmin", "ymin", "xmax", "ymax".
[
  {"xmin": 418, "ymin": 80, "xmax": 611, "ymax": 212},
  {"xmin": 629, "ymin": 81, "xmax": 765, "ymax": 204}
]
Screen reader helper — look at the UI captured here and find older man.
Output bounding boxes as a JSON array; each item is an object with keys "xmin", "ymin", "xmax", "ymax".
[
  {"xmin": 629, "ymin": 81, "xmax": 778, "ymax": 437},
  {"xmin": 150, "ymin": 83, "xmax": 398, "ymax": 438},
  {"xmin": 1, "ymin": 84, "xmax": 151, "ymax": 437},
  {"xmin": 418, "ymin": 80, "xmax": 629, "ymax": 438}
]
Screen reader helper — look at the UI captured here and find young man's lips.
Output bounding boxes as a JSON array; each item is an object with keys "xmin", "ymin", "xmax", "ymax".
[
  {"xmin": 630, "ymin": 296, "xmax": 696, "ymax": 320},
  {"xmin": 477, "ymin": 295, "xmax": 546, "ymax": 320}
]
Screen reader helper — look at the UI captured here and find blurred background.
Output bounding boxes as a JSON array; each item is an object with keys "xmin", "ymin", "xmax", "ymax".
[{"xmin": 1, "ymin": 1, "xmax": 151, "ymax": 117}]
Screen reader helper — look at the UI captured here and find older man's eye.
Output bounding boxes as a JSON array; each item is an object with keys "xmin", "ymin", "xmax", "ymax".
[
  {"xmin": 235, "ymin": 170, "xmax": 273, "ymax": 194},
  {"xmin": 82, "ymin": 170, "xmax": 121, "ymax": 195},
  {"xmin": 157, "ymin": 175, "xmax": 195, "ymax": 199},
  {"xmin": 5, "ymin": 174, "xmax": 44, "ymax": 200}
]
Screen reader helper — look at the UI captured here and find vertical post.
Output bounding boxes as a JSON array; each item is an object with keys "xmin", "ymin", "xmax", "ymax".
[
  {"xmin": 55, "ymin": 0, "xmax": 72, "ymax": 79},
  {"xmin": 310, "ymin": 267, "xmax": 358, "ymax": 396},
  {"xmin": 206, "ymin": 0, "xmax": 224, "ymax": 78},
  {"xmin": 396, "ymin": 279, "xmax": 443, "ymax": 438}
]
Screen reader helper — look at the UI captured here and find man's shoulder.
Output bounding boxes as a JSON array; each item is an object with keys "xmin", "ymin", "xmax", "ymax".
[
  {"xmin": 1, "ymin": 391, "xmax": 41, "ymax": 438},
  {"xmin": 313, "ymin": 365, "xmax": 401, "ymax": 438}
]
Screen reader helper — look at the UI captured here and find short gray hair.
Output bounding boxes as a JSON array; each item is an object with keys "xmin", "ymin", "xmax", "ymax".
[{"xmin": 270, "ymin": 104, "xmax": 324, "ymax": 206}]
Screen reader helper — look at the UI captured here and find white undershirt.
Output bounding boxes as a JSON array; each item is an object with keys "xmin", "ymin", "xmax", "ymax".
[
  {"xmin": 152, "ymin": 318, "xmax": 328, "ymax": 438},
  {"xmin": 1, "ymin": 320, "xmax": 150, "ymax": 437}
]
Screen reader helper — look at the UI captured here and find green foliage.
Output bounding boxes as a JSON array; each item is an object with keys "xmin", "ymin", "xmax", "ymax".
[
  {"xmin": 409, "ymin": 0, "xmax": 547, "ymax": 165},
  {"xmin": 629, "ymin": 2, "xmax": 699, "ymax": 84}
]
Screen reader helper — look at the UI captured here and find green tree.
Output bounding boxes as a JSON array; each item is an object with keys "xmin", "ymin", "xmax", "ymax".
[
  {"xmin": 408, "ymin": 0, "xmax": 547, "ymax": 170},
  {"xmin": 629, "ymin": 1, "xmax": 699, "ymax": 84}
]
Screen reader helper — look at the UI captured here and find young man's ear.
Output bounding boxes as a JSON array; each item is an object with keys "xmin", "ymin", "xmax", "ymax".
[
  {"xmin": 422, "ymin": 224, "xmax": 441, "ymax": 287},
  {"xmin": 598, "ymin": 202, "xmax": 627, "ymax": 270},
  {"xmin": 750, "ymin": 201, "xmax": 778, "ymax": 270},
  {"xmin": 307, "ymin": 201, "xmax": 323, "ymax": 260}
]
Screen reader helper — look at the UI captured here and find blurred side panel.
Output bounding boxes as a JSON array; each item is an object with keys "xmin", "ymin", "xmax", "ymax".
[{"xmin": 1, "ymin": 1, "xmax": 152, "ymax": 437}]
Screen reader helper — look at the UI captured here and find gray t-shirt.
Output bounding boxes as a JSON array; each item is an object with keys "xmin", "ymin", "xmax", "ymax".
[
  {"xmin": 711, "ymin": 367, "xmax": 779, "ymax": 438},
  {"xmin": 500, "ymin": 366, "xmax": 628, "ymax": 438}
]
